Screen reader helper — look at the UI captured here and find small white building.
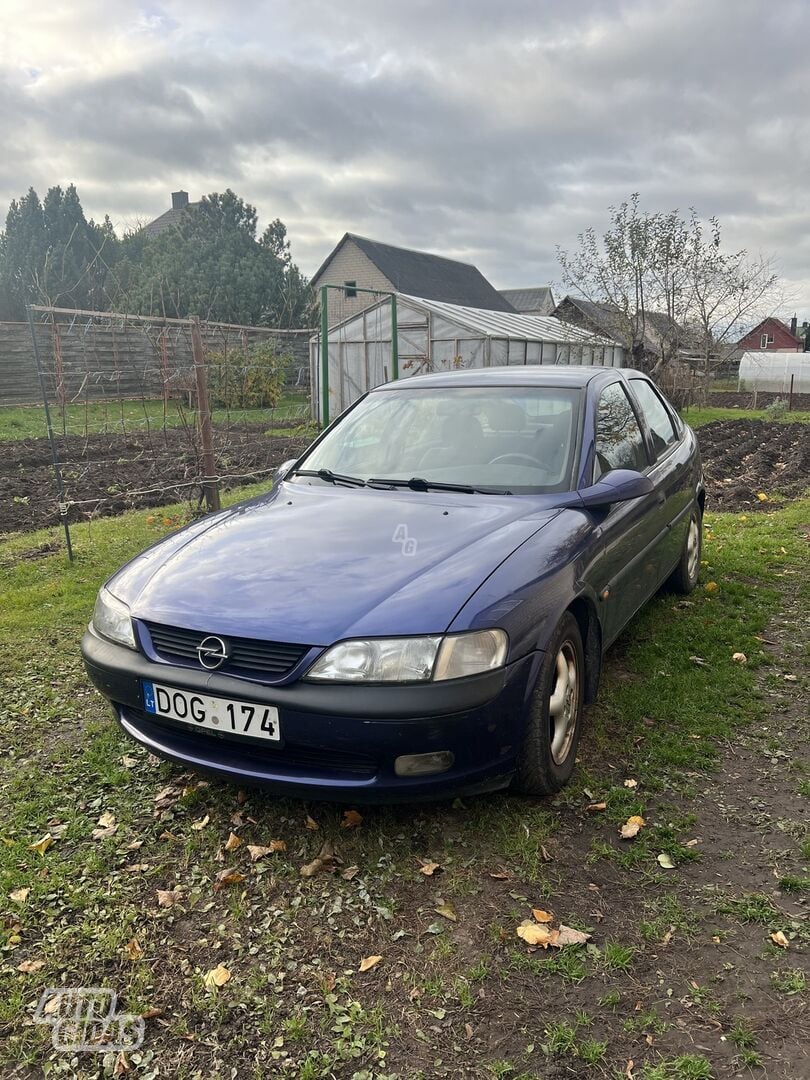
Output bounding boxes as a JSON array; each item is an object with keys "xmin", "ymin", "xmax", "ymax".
[
  {"xmin": 738, "ymin": 350, "xmax": 810, "ymax": 394},
  {"xmin": 310, "ymin": 293, "xmax": 625, "ymax": 421}
]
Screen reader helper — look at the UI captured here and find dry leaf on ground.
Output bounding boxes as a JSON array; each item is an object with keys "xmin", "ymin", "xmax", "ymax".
[
  {"xmin": 435, "ymin": 901, "xmax": 458, "ymax": 921},
  {"xmin": 305, "ymin": 815, "xmax": 319, "ymax": 831},
  {"xmin": 554, "ymin": 925, "xmax": 592, "ymax": 947},
  {"xmin": 224, "ymin": 832, "xmax": 242, "ymax": 852},
  {"xmin": 124, "ymin": 938, "xmax": 143, "ymax": 961},
  {"xmin": 586, "ymin": 802, "xmax": 607, "ymax": 812},
  {"xmin": 9, "ymin": 887, "xmax": 30, "ymax": 903},
  {"xmin": 531, "ymin": 908, "xmax": 554, "ymax": 923},
  {"xmin": 358, "ymin": 955, "xmax": 382, "ymax": 972},
  {"xmin": 29, "ymin": 834, "xmax": 54, "ymax": 855},
  {"xmin": 419, "ymin": 861, "xmax": 441, "ymax": 876},
  {"xmin": 191, "ymin": 815, "xmax": 210, "ymax": 831},
  {"xmin": 212, "ymin": 868, "xmax": 245, "ymax": 891},
  {"xmin": 247, "ymin": 839, "xmax": 286, "ymax": 861},
  {"xmin": 203, "ymin": 963, "xmax": 231, "ymax": 989},
  {"xmin": 657, "ymin": 852, "xmax": 675, "ymax": 869},
  {"xmin": 17, "ymin": 959, "xmax": 45, "ymax": 973},
  {"xmin": 516, "ymin": 920, "xmax": 557, "ymax": 947},
  {"xmin": 623, "ymin": 778, "xmax": 638, "ymax": 789},
  {"xmin": 156, "ymin": 888, "xmax": 183, "ymax": 907},
  {"xmin": 300, "ymin": 840, "xmax": 338, "ymax": 878},
  {"xmin": 619, "ymin": 815, "xmax": 645, "ymax": 840},
  {"xmin": 341, "ymin": 809, "xmax": 363, "ymax": 829},
  {"xmin": 770, "ymin": 930, "xmax": 789, "ymax": 949},
  {"xmin": 732, "ymin": 652, "xmax": 747, "ymax": 664}
]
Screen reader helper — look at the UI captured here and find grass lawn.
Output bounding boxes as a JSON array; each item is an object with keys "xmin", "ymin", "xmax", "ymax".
[
  {"xmin": 681, "ymin": 405, "xmax": 810, "ymax": 427},
  {"xmin": 0, "ymin": 394, "xmax": 311, "ymax": 441},
  {"xmin": 0, "ymin": 490, "xmax": 807, "ymax": 1078}
]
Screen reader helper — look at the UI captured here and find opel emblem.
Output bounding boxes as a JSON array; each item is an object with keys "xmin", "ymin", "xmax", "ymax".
[{"xmin": 197, "ymin": 635, "xmax": 230, "ymax": 670}]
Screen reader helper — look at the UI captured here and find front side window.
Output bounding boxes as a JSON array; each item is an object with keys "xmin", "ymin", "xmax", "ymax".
[
  {"xmin": 594, "ymin": 382, "xmax": 647, "ymax": 480},
  {"xmin": 629, "ymin": 379, "xmax": 678, "ymax": 459},
  {"xmin": 293, "ymin": 385, "xmax": 583, "ymax": 493}
]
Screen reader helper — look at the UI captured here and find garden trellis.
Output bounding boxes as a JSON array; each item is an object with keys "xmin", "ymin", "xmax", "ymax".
[{"xmin": 15, "ymin": 305, "xmax": 313, "ymax": 557}]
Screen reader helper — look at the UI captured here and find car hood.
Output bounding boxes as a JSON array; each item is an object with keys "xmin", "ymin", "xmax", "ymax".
[{"xmin": 111, "ymin": 482, "xmax": 560, "ymax": 645}]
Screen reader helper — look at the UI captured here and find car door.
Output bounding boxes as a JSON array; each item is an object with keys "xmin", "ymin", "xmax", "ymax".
[
  {"xmin": 588, "ymin": 380, "xmax": 660, "ymax": 645},
  {"xmin": 626, "ymin": 377, "xmax": 692, "ymax": 580}
]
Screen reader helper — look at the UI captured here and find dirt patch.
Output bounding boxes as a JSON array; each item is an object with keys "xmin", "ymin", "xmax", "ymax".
[
  {"xmin": 0, "ymin": 423, "xmax": 310, "ymax": 533},
  {"xmin": 708, "ymin": 390, "xmax": 810, "ymax": 410},
  {"xmin": 697, "ymin": 419, "xmax": 810, "ymax": 511}
]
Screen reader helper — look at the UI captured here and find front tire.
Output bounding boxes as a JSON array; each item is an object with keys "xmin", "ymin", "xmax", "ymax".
[
  {"xmin": 668, "ymin": 506, "xmax": 702, "ymax": 594},
  {"xmin": 513, "ymin": 612, "xmax": 585, "ymax": 796}
]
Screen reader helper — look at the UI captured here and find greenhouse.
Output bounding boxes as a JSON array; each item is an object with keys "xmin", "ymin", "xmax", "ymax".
[
  {"xmin": 737, "ymin": 351, "xmax": 810, "ymax": 394},
  {"xmin": 309, "ymin": 293, "xmax": 625, "ymax": 422}
]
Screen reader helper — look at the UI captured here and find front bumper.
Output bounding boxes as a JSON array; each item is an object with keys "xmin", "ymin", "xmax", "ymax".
[{"xmin": 81, "ymin": 629, "xmax": 542, "ymax": 802}]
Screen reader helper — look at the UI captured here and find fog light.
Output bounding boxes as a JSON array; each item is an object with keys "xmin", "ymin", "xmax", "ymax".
[{"xmin": 394, "ymin": 751, "xmax": 455, "ymax": 777}]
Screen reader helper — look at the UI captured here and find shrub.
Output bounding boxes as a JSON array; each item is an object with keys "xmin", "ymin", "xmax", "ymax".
[
  {"xmin": 765, "ymin": 396, "xmax": 788, "ymax": 419},
  {"xmin": 208, "ymin": 342, "xmax": 290, "ymax": 409}
]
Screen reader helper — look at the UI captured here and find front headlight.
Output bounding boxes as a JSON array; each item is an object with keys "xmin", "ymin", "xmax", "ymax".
[
  {"xmin": 92, "ymin": 587, "xmax": 136, "ymax": 649},
  {"xmin": 304, "ymin": 629, "xmax": 507, "ymax": 684}
]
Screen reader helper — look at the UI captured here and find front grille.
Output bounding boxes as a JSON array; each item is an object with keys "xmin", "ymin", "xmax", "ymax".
[{"xmin": 144, "ymin": 622, "xmax": 310, "ymax": 679}]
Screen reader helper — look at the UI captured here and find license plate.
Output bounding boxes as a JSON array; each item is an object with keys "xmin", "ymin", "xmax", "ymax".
[{"xmin": 142, "ymin": 681, "xmax": 281, "ymax": 742}]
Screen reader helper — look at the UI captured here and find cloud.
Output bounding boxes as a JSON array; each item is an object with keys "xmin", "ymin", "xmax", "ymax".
[{"xmin": 0, "ymin": 0, "xmax": 808, "ymax": 303}]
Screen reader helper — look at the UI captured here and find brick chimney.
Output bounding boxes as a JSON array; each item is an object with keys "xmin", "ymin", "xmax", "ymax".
[
  {"xmin": 790, "ymin": 314, "xmax": 798, "ymax": 336},
  {"xmin": 171, "ymin": 190, "xmax": 189, "ymax": 210}
]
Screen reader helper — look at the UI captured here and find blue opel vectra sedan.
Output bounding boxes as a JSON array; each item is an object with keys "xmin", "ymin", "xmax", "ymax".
[{"xmin": 82, "ymin": 366, "xmax": 704, "ymax": 801}]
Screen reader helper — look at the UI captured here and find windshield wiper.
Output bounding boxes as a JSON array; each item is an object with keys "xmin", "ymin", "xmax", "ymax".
[
  {"xmin": 291, "ymin": 468, "xmax": 366, "ymax": 488},
  {"xmin": 367, "ymin": 476, "xmax": 512, "ymax": 496}
]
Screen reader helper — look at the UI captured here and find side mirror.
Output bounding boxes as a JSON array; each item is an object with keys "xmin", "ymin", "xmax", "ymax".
[
  {"xmin": 578, "ymin": 469, "xmax": 654, "ymax": 509},
  {"xmin": 273, "ymin": 458, "xmax": 298, "ymax": 485}
]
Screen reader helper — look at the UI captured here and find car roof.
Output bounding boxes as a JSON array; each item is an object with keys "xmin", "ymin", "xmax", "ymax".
[{"xmin": 372, "ymin": 366, "xmax": 641, "ymax": 391}]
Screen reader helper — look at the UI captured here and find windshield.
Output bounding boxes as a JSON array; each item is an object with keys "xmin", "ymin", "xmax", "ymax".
[{"xmin": 293, "ymin": 385, "xmax": 582, "ymax": 493}]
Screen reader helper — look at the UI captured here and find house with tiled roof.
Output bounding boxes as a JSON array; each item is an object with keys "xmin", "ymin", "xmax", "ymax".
[
  {"xmin": 553, "ymin": 295, "xmax": 689, "ymax": 368},
  {"xmin": 498, "ymin": 287, "xmax": 556, "ymax": 316},
  {"xmin": 143, "ymin": 191, "xmax": 198, "ymax": 237},
  {"xmin": 310, "ymin": 233, "xmax": 515, "ymax": 325}
]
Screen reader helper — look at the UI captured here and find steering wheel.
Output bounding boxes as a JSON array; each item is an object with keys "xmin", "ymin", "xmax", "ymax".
[{"xmin": 487, "ymin": 453, "xmax": 546, "ymax": 468}]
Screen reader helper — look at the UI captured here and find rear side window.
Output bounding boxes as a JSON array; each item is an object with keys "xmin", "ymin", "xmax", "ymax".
[
  {"xmin": 629, "ymin": 379, "xmax": 678, "ymax": 459},
  {"xmin": 594, "ymin": 382, "xmax": 648, "ymax": 479}
]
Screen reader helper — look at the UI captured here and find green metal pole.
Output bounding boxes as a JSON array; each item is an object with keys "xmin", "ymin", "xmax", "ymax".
[
  {"xmin": 391, "ymin": 293, "xmax": 399, "ymax": 381},
  {"xmin": 320, "ymin": 284, "xmax": 329, "ymax": 426}
]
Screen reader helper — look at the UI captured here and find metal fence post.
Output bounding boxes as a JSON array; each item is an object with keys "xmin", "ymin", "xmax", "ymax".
[
  {"xmin": 320, "ymin": 285, "xmax": 330, "ymax": 426},
  {"xmin": 391, "ymin": 293, "xmax": 399, "ymax": 380},
  {"xmin": 26, "ymin": 305, "xmax": 74, "ymax": 561},
  {"xmin": 190, "ymin": 317, "xmax": 221, "ymax": 513}
]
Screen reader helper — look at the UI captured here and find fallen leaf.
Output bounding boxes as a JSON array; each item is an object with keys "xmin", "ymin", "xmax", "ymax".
[
  {"xmin": 140, "ymin": 1008, "xmax": 164, "ymax": 1021},
  {"xmin": 657, "ymin": 853, "xmax": 675, "ymax": 869},
  {"xmin": 756, "ymin": 492, "xmax": 768, "ymax": 502},
  {"xmin": 203, "ymin": 963, "xmax": 231, "ymax": 989},
  {"xmin": 784, "ymin": 674, "xmax": 797, "ymax": 682},
  {"xmin": 247, "ymin": 840, "xmax": 285, "ymax": 861},
  {"xmin": 17, "ymin": 959, "xmax": 45, "ymax": 973},
  {"xmin": 154, "ymin": 785, "xmax": 182, "ymax": 810},
  {"xmin": 661, "ymin": 927, "xmax": 674, "ymax": 945},
  {"xmin": 300, "ymin": 840, "xmax": 338, "ymax": 878},
  {"xmin": 620, "ymin": 815, "xmax": 645, "ymax": 840},
  {"xmin": 156, "ymin": 888, "xmax": 183, "ymax": 907},
  {"xmin": 212, "ymin": 868, "xmax": 245, "ymax": 891},
  {"xmin": 419, "ymin": 861, "xmax": 441, "ymax": 876},
  {"xmin": 704, "ymin": 581, "xmax": 719, "ymax": 593},
  {"xmin": 586, "ymin": 802, "xmax": 607, "ymax": 813},
  {"xmin": 689, "ymin": 655, "xmax": 709, "ymax": 667},
  {"xmin": 224, "ymin": 832, "xmax": 242, "ymax": 852},
  {"xmin": 435, "ymin": 901, "xmax": 457, "ymax": 921},
  {"xmin": 341, "ymin": 809, "xmax": 363, "ymax": 829},
  {"xmin": 358, "ymin": 954, "xmax": 382, "ymax": 972},
  {"xmin": 770, "ymin": 930, "xmax": 789, "ymax": 949},
  {"xmin": 126, "ymin": 840, "xmax": 144, "ymax": 851},
  {"xmin": 553, "ymin": 925, "xmax": 592, "ymax": 947},
  {"xmin": 731, "ymin": 652, "xmax": 747, "ymax": 664},
  {"xmin": 341, "ymin": 865, "xmax": 360, "ymax": 880},
  {"xmin": 305, "ymin": 815, "xmax": 319, "ymax": 831},
  {"xmin": 488, "ymin": 869, "xmax": 511, "ymax": 880},
  {"xmin": 121, "ymin": 755, "xmax": 139, "ymax": 768},
  {"xmin": 531, "ymin": 908, "xmax": 554, "ymax": 923},
  {"xmin": 29, "ymin": 833, "xmax": 54, "ymax": 855},
  {"xmin": 625, "ymin": 1060, "xmax": 635, "ymax": 1079},
  {"xmin": 125, "ymin": 863, "xmax": 149, "ymax": 873},
  {"xmin": 9, "ymin": 887, "xmax": 30, "ymax": 903},
  {"xmin": 516, "ymin": 920, "xmax": 557, "ymax": 947},
  {"xmin": 191, "ymin": 815, "xmax": 210, "ymax": 831},
  {"xmin": 113, "ymin": 1051, "xmax": 130, "ymax": 1076},
  {"xmin": 623, "ymin": 779, "xmax": 638, "ymax": 789},
  {"xmin": 465, "ymin": 1022, "xmax": 474, "ymax": 1040},
  {"xmin": 540, "ymin": 845, "xmax": 553, "ymax": 863},
  {"xmin": 685, "ymin": 838, "xmax": 699, "ymax": 847},
  {"xmin": 124, "ymin": 938, "xmax": 143, "ymax": 961}
]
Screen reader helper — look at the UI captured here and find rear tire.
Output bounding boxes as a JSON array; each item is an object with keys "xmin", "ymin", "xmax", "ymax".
[
  {"xmin": 513, "ymin": 612, "xmax": 585, "ymax": 796},
  {"xmin": 668, "ymin": 506, "xmax": 702, "ymax": 594}
]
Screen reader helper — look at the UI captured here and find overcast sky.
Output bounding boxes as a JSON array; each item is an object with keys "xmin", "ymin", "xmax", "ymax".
[{"xmin": 1, "ymin": 0, "xmax": 808, "ymax": 306}]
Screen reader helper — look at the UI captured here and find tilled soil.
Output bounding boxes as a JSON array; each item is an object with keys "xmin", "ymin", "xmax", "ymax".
[
  {"xmin": 709, "ymin": 390, "xmax": 810, "ymax": 410},
  {"xmin": 0, "ymin": 424, "xmax": 310, "ymax": 533},
  {"xmin": 2, "ymin": 418, "xmax": 807, "ymax": 533},
  {"xmin": 696, "ymin": 419, "xmax": 810, "ymax": 512}
]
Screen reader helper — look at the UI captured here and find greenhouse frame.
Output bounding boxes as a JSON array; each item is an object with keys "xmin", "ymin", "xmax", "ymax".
[{"xmin": 309, "ymin": 293, "xmax": 626, "ymax": 422}]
